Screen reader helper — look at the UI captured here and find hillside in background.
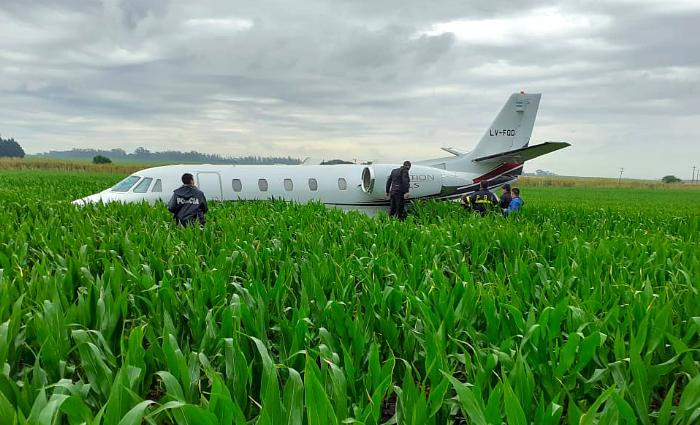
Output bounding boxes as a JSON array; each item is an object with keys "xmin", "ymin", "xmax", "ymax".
[{"xmin": 34, "ymin": 147, "xmax": 301, "ymax": 165}]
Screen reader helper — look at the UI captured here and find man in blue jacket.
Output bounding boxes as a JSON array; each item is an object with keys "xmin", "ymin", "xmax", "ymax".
[
  {"xmin": 504, "ymin": 187, "xmax": 524, "ymax": 215},
  {"xmin": 385, "ymin": 161, "xmax": 411, "ymax": 220}
]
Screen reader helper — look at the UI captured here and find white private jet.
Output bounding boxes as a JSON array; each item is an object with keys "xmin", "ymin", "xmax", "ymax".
[{"xmin": 73, "ymin": 92, "xmax": 569, "ymax": 214}]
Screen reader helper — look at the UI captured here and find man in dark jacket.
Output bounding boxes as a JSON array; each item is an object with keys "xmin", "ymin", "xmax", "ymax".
[
  {"xmin": 385, "ymin": 160, "xmax": 411, "ymax": 219},
  {"xmin": 499, "ymin": 183, "xmax": 512, "ymax": 210},
  {"xmin": 462, "ymin": 180, "xmax": 499, "ymax": 216},
  {"xmin": 168, "ymin": 173, "xmax": 208, "ymax": 226}
]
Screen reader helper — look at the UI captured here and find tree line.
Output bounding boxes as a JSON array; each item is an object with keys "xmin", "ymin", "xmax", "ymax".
[
  {"xmin": 33, "ymin": 147, "xmax": 301, "ymax": 165},
  {"xmin": 0, "ymin": 136, "xmax": 25, "ymax": 158}
]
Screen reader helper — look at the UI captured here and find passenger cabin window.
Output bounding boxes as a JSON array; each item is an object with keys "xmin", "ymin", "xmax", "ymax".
[
  {"xmin": 284, "ymin": 178, "xmax": 293, "ymax": 191},
  {"xmin": 258, "ymin": 179, "xmax": 268, "ymax": 191},
  {"xmin": 338, "ymin": 178, "xmax": 347, "ymax": 191},
  {"xmin": 232, "ymin": 179, "xmax": 242, "ymax": 192},
  {"xmin": 111, "ymin": 175, "xmax": 141, "ymax": 192},
  {"xmin": 133, "ymin": 177, "xmax": 153, "ymax": 193},
  {"xmin": 151, "ymin": 179, "xmax": 162, "ymax": 192},
  {"xmin": 308, "ymin": 178, "xmax": 318, "ymax": 191}
]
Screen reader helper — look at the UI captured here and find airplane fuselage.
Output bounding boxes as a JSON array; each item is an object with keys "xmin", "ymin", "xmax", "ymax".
[{"xmin": 74, "ymin": 163, "xmax": 514, "ymax": 213}]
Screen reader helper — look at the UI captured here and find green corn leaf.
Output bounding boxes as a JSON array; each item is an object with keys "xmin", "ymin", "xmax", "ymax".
[
  {"xmin": 555, "ymin": 333, "xmax": 580, "ymax": 377},
  {"xmin": 580, "ymin": 387, "xmax": 615, "ymax": 425},
  {"xmin": 305, "ymin": 355, "xmax": 338, "ymax": 425},
  {"xmin": 283, "ymin": 368, "xmax": 304, "ymax": 425},
  {"xmin": 251, "ymin": 337, "xmax": 284, "ymax": 425},
  {"xmin": 156, "ymin": 371, "xmax": 185, "ymax": 402},
  {"xmin": 675, "ymin": 374, "xmax": 700, "ymax": 424},
  {"xmin": 657, "ymin": 382, "xmax": 675, "ymax": 425},
  {"xmin": 610, "ymin": 392, "xmax": 637, "ymax": 424},
  {"xmin": 181, "ymin": 405, "xmax": 220, "ymax": 425},
  {"xmin": 443, "ymin": 373, "xmax": 487, "ymax": 425},
  {"xmin": 37, "ymin": 394, "xmax": 70, "ymax": 425},
  {"xmin": 117, "ymin": 400, "xmax": 155, "ymax": 425},
  {"xmin": 208, "ymin": 373, "xmax": 235, "ymax": 425},
  {"xmin": 0, "ymin": 391, "xmax": 16, "ymax": 425},
  {"xmin": 503, "ymin": 378, "xmax": 527, "ymax": 425},
  {"xmin": 427, "ymin": 376, "xmax": 449, "ymax": 418}
]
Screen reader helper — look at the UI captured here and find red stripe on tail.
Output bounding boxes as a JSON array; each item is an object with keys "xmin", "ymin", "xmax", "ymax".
[{"xmin": 473, "ymin": 162, "xmax": 523, "ymax": 183}]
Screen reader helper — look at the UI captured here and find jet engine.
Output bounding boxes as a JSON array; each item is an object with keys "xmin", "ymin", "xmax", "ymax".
[{"xmin": 360, "ymin": 165, "xmax": 443, "ymax": 200}]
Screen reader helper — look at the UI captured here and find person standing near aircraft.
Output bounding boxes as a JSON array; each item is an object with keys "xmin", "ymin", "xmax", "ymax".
[
  {"xmin": 462, "ymin": 180, "xmax": 499, "ymax": 216},
  {"xmin": 168, "ymin": 173, "xmax": 208, "ymax": 226},
  {"xmin": 504, "ymin": 187, "xmax": 524, "ymax": 215},
  {"xmin": 499, "ymin": 183, "xmax": 512, "ymax": 210},
  {"xmin": 385, "ymin": 161, "xmax": 411, "ymax": 219}
]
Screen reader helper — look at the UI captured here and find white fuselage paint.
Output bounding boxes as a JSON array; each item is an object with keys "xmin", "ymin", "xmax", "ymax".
[{"xmin": 73, "ymin": 163, "xmax": 511, "ymax": 214}]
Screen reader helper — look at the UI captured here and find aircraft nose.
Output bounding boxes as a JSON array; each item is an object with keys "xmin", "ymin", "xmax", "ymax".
[{"xmin": 72, "ymin": 193, "xmax": 101, "ymax": 206}]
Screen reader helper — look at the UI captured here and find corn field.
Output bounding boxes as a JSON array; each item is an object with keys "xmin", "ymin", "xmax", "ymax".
[{"xmin": 0, "ymin": 171, "xmax": 699, "ymax": 424}]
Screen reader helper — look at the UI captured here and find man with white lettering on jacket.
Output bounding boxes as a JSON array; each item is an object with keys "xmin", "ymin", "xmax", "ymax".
[{"xmin": 168, "ymin": 173, "xmax": 208, "ymax": 226}]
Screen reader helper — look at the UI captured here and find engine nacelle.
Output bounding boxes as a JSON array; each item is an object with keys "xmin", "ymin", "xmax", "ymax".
[{"xmin": 361, "ymin": 165, "xmax": 443, "ymax": 200}]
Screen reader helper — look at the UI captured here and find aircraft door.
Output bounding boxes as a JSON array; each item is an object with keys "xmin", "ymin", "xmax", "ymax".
[{"xmin": 196, "ymin": 172, "xmax": 222, "ymax": 201}]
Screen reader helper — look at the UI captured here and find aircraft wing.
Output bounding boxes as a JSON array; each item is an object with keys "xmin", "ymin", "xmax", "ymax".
[{"xmin": 472, "ymin": 141, "xmax": 570, "ymax": 164}]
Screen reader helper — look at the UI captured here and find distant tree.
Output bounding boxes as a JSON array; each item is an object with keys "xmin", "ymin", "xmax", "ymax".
[
  {"xmin": 93, "ymin": 155, "xmax": 112, "ymax": 164},
  {"xmin": 661, "ymin": 175, "xmax": 681, "ymax": 183},
  {"xmin": 0, "ymin": 136, "xmax": 26, "ymax": 158},
  {"xmin": 110, "ymin": 148, "xmax": 127, "ymax": 157},
  {"xmin": 134, "ymin": 147, "xmax": 151, "ymax": 157},
  {"xmin": 321, "ymin": 159, "xmax": 354, "ymax": 165}
]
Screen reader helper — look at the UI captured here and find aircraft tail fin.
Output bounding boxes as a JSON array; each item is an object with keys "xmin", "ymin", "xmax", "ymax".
[
  {"xmin": 469, "ymin": 92, "xmax": 541, "ymax": 159},
  {"xmin": 415, "ymin": 93, "xmax": 568, "ymax": 175}
]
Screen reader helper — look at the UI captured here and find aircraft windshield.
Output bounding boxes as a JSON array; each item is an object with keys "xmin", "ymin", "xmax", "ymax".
[{"xmin": 111, "ymin": 175, "xmax": 141, "ymax": 192}]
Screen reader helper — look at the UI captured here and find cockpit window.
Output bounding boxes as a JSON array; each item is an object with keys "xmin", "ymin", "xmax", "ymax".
[
  {"xmin": 133, "ymin": 177, "xmax": 153, "ymax": 193},
  {"xmin": 111, "ymin": 175, "xmax": 141, "ymax": 192},
  {"xmin": 151, "ymin": 179, "xmax": 162, "ymax": 192}
]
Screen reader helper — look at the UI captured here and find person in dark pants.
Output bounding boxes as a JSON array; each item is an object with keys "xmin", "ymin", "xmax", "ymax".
[
  {"xmin": 499, "ymin": 183, "xmax": 512, "ymax": 210},
  {"xmin": 168, "ymin": 173, "xmax": 208, "ymax": 227},
  {"xmin": 385, "ymin": 161, "xmax": 411, "ymax": 219},
  {"xmin": 462, "ymin": 180, "xmax": 499, "ymax": 216}
]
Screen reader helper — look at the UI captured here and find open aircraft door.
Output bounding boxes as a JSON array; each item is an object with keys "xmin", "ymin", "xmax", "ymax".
[{"xmin": 197, "ymin": 172, "xmax": 222, "ymax": 201}]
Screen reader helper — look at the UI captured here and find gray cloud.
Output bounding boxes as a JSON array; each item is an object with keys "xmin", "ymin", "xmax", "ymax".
[{"xmin": 1, "ymin": 0, "xmax": 699, "ymax": 178}]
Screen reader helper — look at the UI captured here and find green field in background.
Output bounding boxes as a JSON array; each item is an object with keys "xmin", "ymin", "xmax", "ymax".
[{"xmin": 0, "ymin": 170, "xmax": 698, "ymax": 424}]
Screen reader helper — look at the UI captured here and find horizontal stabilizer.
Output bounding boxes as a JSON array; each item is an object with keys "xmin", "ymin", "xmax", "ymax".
[
  {"xmin": 472, "ymin": 141, "xmax": 570, "ymax": 164},
  {"xmin": 441, "ymin": 147, "xmax": 467, "ymax": 156}
]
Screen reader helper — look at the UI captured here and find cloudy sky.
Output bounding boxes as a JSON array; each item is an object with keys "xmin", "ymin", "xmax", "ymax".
[{"xmin": 1, "ymin": 0, "xmax": 699, "ymax": 178}]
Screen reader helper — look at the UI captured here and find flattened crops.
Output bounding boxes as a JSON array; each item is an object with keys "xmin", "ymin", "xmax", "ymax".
[{"xmin": 0, "ymin": 171, "xmax": 699, "ymax": 424}]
